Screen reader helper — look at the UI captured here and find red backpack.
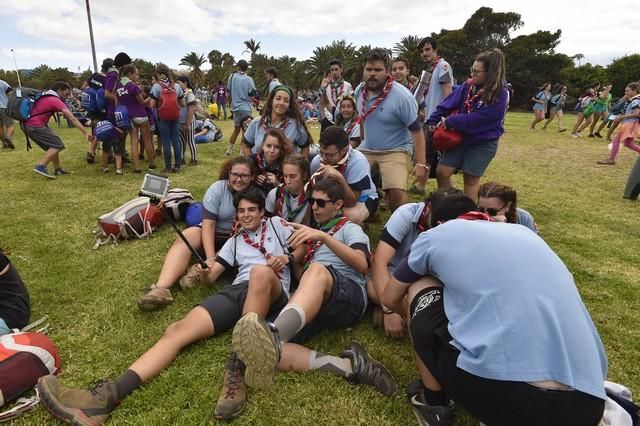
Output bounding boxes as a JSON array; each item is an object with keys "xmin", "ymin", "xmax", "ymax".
[
  {"xmin": 157, "ymin": 81, "xmax": 180, "ymax": 121},
  {"xmin": 0, "ymin": 331, "xmax": 61, "ymax": 421},
  {"xmin": 93, "ymin": 196, "xmax": 165, "ymax": 248}
]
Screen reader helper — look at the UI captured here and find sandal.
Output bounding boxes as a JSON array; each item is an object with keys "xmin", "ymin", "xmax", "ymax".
[{"xmin": 137, "ymin": 286, "xmax": 174, "ymax": 311}]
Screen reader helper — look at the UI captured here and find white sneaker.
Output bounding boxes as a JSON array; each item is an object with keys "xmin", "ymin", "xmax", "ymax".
[{"xmin": 570, "ymin": 133, "xmax": 579, "ymax": 139}]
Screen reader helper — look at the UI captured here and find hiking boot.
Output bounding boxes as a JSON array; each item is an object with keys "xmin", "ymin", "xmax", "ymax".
[
  {"xmin": 54, "ymin": 168, "xmax": 72, "ymax": 176},
  {"xmin": 179, "ymin": 264, "xmax": 200, "ymax": 289},
  {"xmin": 2, "ymin": 137, "xmax": 15, "ymax": 149},
  {"xmin": 137, "ymin": 285, "xmax": 174, "ymax": 311},
  {"xmin": 214, "ymin": 353, "xmax": 247, "ymax": 420},
  {"xmin": 406, "ymin": 379, "xmax": 452, "ymax": 426},
  {"xmin": 37, "ymin": 375, "xmax": 119, "ymax": 426},
  {"xmin": 232, "ymin": 312, "xmax": 281, "ymax": 389},
  {"xmin": 33, "ymin": 164, "xmax": 56, "ymax": 179},
  {"xmin": 86, "ymin": 152, "xmax": 95, "ymax": 164},
  {"xmin": 340, "ymin": 342, "xmax": 398, "ymax": 396},
  {"xmin": 597, "ymin": 159, "xmax": 615, "ymax": 165}
]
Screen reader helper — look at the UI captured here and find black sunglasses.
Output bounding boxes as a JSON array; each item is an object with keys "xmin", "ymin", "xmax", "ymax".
[
  {"xmin": 310, "ymin": 197, "xmax": 334, "ymax": 208},
  {"xmin": 478, "ymin": 206, "xmax": 500, "ymax": 216}
]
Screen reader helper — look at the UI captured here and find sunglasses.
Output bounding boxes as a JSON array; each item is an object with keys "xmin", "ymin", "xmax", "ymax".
[
  {"xmin": 310, "ymin": 197, "xmax": 334, "ymax": 208},
  {"xmin": 477, "ymin": 206, "xmax": 501, "ymax": 216}
]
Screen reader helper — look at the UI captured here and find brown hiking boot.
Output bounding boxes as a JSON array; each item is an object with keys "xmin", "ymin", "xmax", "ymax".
[
  {"xmin": 232, "ymin": 312, "xmax": 281, "ymax": 389},
  {"xmin": 179, "ymin": 264, "xmax": 200, "ymax": 289},
  {"xmin": 214, "ymin": 353, "xmax": 247, "ymax": 420},
  {"xmin": 137, "ymin": 285, "xmax": 174, "ymax": 311},
  {"xmin": 37, "ymin": 375, "xmax": 119, "ymax": 426}
]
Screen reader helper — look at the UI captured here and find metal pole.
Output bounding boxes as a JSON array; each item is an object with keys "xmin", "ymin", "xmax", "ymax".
[
  {"xmin": 10, "ymin": 49, "xmax": 21, "ymax": 87},
  {"xmin": 85, "ymin": 0, "xmax": 98, "ymax": 73}
]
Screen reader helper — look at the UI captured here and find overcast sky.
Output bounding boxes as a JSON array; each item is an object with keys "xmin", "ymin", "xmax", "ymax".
[{"xmin": 0, "ymin": 0, "xmax": 636, "ymax": 73}]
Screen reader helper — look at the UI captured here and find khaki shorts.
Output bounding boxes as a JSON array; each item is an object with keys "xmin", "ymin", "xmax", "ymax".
[{"xmin": 363, "ymin": 150, "xmax": 411, "ymax": 191}]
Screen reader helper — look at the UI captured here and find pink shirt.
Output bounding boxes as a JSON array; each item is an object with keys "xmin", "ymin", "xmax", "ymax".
[{"xmin": 24, "ymin": 95, "xmax": 67, "ymax": 127}]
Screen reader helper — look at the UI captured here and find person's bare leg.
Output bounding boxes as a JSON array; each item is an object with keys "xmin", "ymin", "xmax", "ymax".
[
  {"xmin": 129, "ymin": 128, "xmax": 141, "ymax": 171},
  {"xmin": 155, "ymin": 227, "xmax": 203, "ymax": 289},
  {"xmin": 436, "ymin": 164, "xmax": 455, "ymax": 190},
  {"xmin": 242, "ymin": 265, "xmax": 282, "ymax": 316},
  {"xmin": 386, "ymin": 188, "xmax": 408, "ymax": 211},
  {"xmin": 38, "ymin": 148, "xmax": 61, "ymax": 168},
  {"xmin": 463, "ymin": 173, "xmax": 481, "ymax": 202},
  {"xmin": 140, "ymin": 122, "xmax": 155, "ymax": 167}
]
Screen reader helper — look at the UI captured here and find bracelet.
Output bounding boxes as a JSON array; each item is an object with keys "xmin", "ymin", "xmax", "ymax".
[{"xmin": 415, "ymin": 163, "xmax": 430, "ymax": 170}]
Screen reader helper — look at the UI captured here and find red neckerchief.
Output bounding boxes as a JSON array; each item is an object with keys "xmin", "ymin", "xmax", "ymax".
[
  {"xmin": 261, "ymin": 115, "xmax": 289, "ymax": 132},
  {"xmin": 360, "ymin": 77, "xmax": 393, "ymax": 122},
  {"xmin": 416, "ymin": 203, "xmax": 431, "ymax": 233},
  {"xmin": 343, "ymin": 115, "xmax": 361, "ymax": 135},
  {"xmin": 329, "ymin": 79, "xmax": 346, "ymax": 104},
  {"xmin": 457, "ymin": 211, "xmax": 494, "ymax": 221},
  {"xmin": 275, "ymin": 185, "xmax": 307, "ymax": 221},
  {"xmin": 421, "ymin": 56, "xmax": 441, "ymax": 98},
  {"xmin": 241, "ymin": 220, "xmax": 282, "ymax": 278},
  {"xmin": 308, "ymin": 149, "xmax": 350, "ymax": 189},
  {"xmin": 463, "ymin": 82, "xmax": 485, "ymax": 113},
  {"xmin": 303, "ymin": 215, "xmax": 349, "ymax": 266}
]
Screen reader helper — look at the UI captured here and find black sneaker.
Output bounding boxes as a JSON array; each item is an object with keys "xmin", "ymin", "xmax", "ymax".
[
  {"xmin": 2, "ymin": 137, "xmax": 15, "ymax": 149},
  {"xmin": 340, "ymin": 342, "xmax": 398, "ymax": 396},
  {"xmin": 406, "ymin": 379, "xmax": 452, "ymax": 426},
  {"xmin": 86, "ymin": 152, "xmax": 95, "ymax": 164},
  {"xmin": 214, "ymin": 353, "xmax": 247, "ymax": 420},
  {"xmin": 594, "ymin": 132, "xmax": 603, "ymax": 138},
  {"xmin": 54, "ymin": 168, "xmax": 72, "ymax": 176},
  {"xmin": 37, "ymin": 375, "xmax": 119, "ymax": 426}
]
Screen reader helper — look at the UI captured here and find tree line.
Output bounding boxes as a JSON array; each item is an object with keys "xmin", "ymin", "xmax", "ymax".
[{"xmin": 1, "ymin": 7, "xmax": 639, "ymax": 109}]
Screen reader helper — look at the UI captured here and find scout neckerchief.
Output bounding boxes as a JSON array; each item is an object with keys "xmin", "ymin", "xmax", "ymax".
[
  {"xmin": 457, "ymin": 211, "xmax": 494, "ymax": 222},
  {"xmin": 261, "ymin": 114, "xmax": 290, "ymax": 132},
  {"xmin": 421, "ymin": 56, "xmax": 441, "ymax": 99},
  {"xmin": 275, "ymin": 184, "xmax": 308, "ymax": 221},
  {"xmin": 463, "ymin": 83, "xmax": 485, "ymax": 113},
  {"xmin": 241, "ymin": 220, "xmax": 282, "ymax": 278},
  {"xmin": 329, "ymin": 79, "xmax": 346, "ymax": 105},
  {"xmin": 343, "ymin": 114, "xmax": 361, "ymax": 136},
  {"xmin": 303, "ymin": 213, "xmax": 349, "ymax": 266},
  {"xmin": 359, "ymin": 76, "xmax": 393, "ymax": 140},
  {"xmin": 416, "ymin": 203, "xmax": 431, "ymax": 233},
  {"xmin": 307, "ymin": 148, "xmax": 350, "ymax": 189}
]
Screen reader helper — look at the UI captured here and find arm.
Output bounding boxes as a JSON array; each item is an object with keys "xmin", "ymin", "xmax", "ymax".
[
  {"xmin": 410, "ymin": 124, "xmax": 427, "ymax": 182},
  {"xmin": 382, "ymin": 276, "xmax": 411, "ymax": 314},
  {"xmin": 445, "ymin": 88, "xmax": 508, "ymax": 136},
  {"xmin": 371, "ymin": 241, "xmax": 396, "ymax": 309},
  {"xmin": 441, "ymin": 81, "xmax": 453, "ymax": 98},
  {"xmin": 200, "ymin": 218, "xmax": 217, "ymax": 261},
  {"xmin": 426, "ymin": 83, "xmax": 465, "ymax": 126},
  {"xmin": 186, "ymin": 103, "xmax": 196, "ymax": 126},
  {"xmin": 317, "ymin": 166, "xmax": 358, "ymax": 207},
  {"xmin": 60, "ymin": 109, "xmax": 93, "ymax": 142}
]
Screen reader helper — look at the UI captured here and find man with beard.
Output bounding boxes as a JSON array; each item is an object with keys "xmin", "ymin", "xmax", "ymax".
[{"xmin": 355, "ymin": 49, "xmax": 427, "ymax": 211}]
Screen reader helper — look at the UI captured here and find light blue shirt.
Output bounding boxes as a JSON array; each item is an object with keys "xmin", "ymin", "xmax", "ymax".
[
  {"xmin": 401, "ymin": 219, "xmax": 607, "ymax": 399},
  {"xmin": 516, "ymin": 207, "xmax": 537, "ymax": 233},
  {"xmin": 0, "ymin": 80, "xmax": 12, "ymax": 108},
  {"xmin": 355, "ymin": 81, "xmax": 418, "ymax": 153},
  {"xmin": 227, "ymin": 72, "xmax": 256, "ymax": 112},
  {"xmin": 243, "ymin": 116, "xmax": 309, "ymax": 154},
  {"xmin": 380, "ymin": 202, "xmax": 424, "ymax": 272},
  {"xmin": 267, "ymin": 79, "xmax": 281, "ymax": 96},
  {"xmin": 202, "ymin": 180, "xmax": 236, "ymax": 234},
  {"xmin": 179, "ymin": 89, "xmax": 196, "ymax": 123},
  {"xmin": 310, "ymin": 147, "xmax": 377, "ymax": 201},
  {"xmin": 424, "ymin": 59, "xmax": 453, "ymax": 119}
]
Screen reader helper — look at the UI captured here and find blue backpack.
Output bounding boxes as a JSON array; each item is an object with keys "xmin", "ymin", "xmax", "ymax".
[
  {"xmin": 113, "ymin": 105, "xmax": 131, "ymax": 130},
  {"xmin": 5, "ymin": 88, "xmax": 53, "ymax": 121},
  {"xmin": 80, "ymin": 87, "xmax": 106, "ymax": 114}
]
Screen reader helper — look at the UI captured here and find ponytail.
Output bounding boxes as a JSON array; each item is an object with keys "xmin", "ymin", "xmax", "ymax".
[{"xmin": 475, "ymin": 48, "xmax": 506, "ymax": 104}]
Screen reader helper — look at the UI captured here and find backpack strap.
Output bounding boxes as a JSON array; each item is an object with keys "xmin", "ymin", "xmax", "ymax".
[{"xmin": 269, "ymin": 217, "xmax": 289, "ymax": 254}]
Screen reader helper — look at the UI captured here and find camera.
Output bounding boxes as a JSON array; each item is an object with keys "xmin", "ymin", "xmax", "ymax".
[{"xmin": 139, "ymin": 173, "xmax": 170, "ymax": 200}]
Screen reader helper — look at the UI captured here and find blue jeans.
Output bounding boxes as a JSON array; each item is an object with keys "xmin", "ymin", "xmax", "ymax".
[
  {"xmin": 217, "ymin": 101, "xmax": 228, "ymax": 119},
  {"xmin": 157, "ymin": 120, "xmax": 182, "ymax": 170}
]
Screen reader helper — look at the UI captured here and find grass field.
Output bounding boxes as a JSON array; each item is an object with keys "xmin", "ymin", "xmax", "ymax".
[{"xmin": 1, "ymin": 111, "xmax": 639, "ymax": 425}]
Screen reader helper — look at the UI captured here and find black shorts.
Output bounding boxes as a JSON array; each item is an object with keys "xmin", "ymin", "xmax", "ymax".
[
  {"xmin": 200, "ymin": 281, "xmax": 288, "ymax": 335},
  {"xmin": 291, "ymin": 265, "xmax": 367, "ymax": 344},
  {"xmin": 364, "ymin": 197, "xmax": 379, "ymax": 218},
  {"xmin": 409, "ymin": 288, "xmax": 604, "ymax": 426}
]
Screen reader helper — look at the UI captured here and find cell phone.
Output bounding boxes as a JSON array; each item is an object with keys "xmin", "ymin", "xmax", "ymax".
[{"xmin": 140, "ymin": 173, "xmax": 170, "ymax": 199}]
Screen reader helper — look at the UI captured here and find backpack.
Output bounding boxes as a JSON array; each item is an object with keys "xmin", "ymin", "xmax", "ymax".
[
  {"xmin": 113, "ymin": 104, "xmax": 132, "ymax": 130},
  {"xmin": 5, "ymin": 88, "xmax": 54, "ymax": 121},
  {"xmin": 94, "ymin": 120, "xmax": 123, "ymax": 142},
  {"xmin": 161, "ymin": 188, "xmax": 195, "ymax": 222},
  {"xmin": 94, "ymin": 197, "xmax": 165, "ymax": 249},
  {"xmin": 157, "ymin": 82, "xmax": 180, "ymax": 121},
  {"xmin": 0, "ymin": 331, "xmax": 61, "ymax": 422},
  {"xmin": 80, "ymin": 87, "xmax": 106, "ymax": 114}
]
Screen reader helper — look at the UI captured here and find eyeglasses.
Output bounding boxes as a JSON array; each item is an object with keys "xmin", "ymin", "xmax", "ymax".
[
  {"xmin": 319, "ymin": 149, "xmax": 342, "ymax": 159},
  {"xmin": 310, "ymin": 197, "xmax": 334, "ymax": 208},
  {"xmin": 470, "ymin": 67, "xmax": 486, "ymax": 76},
  {"xmin": 478, "ymin": 206, "xmax": 502, "ymax": 216},
  {"xmin": 229, "ymin": 172, "xmax": 252, "ymax": 181}
]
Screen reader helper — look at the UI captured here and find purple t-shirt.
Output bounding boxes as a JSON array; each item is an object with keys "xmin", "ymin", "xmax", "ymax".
[
  {"xmin": 117, "ymin": 81, "xmax": 146, "ymax": 118},
  {"xmin": 215, "ymin": 84, "xmax": 227, "ymax": 103},
  {"xmin": 104, "ymin": 70, "xmax": 120, "ymax": 116}
]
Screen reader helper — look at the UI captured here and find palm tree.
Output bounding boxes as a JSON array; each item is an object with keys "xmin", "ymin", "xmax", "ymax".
[
  {"xmin": 305, "ymin": 40, "xmax": 357, "ymax": 86},
  {"xmin": 393, "ymin": 35, "xmax": 423, "ymax": 77},
  {"xmin": 221, "ymin": 53, "xmax": 235, "ymax": 68},
  {"xmin": 572, "ymin": 53, "xmax": 585, "ymax": 66},
  {"xmin": 180, "ymin": 52, "xmax": 206, "ymax": 88},
  {"xmin": 207, "ymin": 50, "xmax": 222, "ymax": 67},
  {"xmin": 243, "ymin": 39, "xmax": 262, "ymax": 59}
]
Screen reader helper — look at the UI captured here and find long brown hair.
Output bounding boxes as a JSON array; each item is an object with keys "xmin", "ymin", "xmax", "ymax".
[
  {"xmin": 478, "ymin": 182, "xmax": 517, "ymax": 224},
  {"xmin": 475, "ymin": 49, "xmax": 506, "ymax": 104},
  {"xmin": 262, "ymin": 86, "xmax": 314, "ymax": 144}
]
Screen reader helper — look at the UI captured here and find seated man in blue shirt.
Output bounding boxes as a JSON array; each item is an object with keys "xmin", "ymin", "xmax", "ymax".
[{"xmin": 383, "ymin": 195, "xmax": 607, "ymax": 426}]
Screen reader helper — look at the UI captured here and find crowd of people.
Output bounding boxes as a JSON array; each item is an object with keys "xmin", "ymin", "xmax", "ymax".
[{"xmin": 0, "ymin": 37, "xmax": 633, "ymax": 426}]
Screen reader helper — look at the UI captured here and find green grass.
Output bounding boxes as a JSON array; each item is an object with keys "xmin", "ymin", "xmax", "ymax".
[{"xmin": 1, "ymin": 112, "xmax": 638, "ymax": 425}]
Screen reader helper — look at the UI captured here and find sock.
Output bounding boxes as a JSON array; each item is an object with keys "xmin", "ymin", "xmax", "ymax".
[
  {"xmin": 422, "ymin": 386, "xmax": 448, "ymax": 406},
  {"xmin": 308, "ymin": 351, "xmax": 353, "ymax": 378},
  {"xmin": 273, "ymin": 304, "xmax": 305, "ymax": 342},
  {"xmin": 115, "ymin": 369, "xmax": 142, "ymax": 399}
]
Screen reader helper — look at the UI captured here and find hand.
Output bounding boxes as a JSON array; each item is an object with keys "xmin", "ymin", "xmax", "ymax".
[
  {"xmin": 85, "ymin": 133, "xmax": 96, "ymax": 142},
  {"xmin": 428, "ymin": 124, "xmax": 436, "ymax": 132},
  {"xmin": 196, "ymin": 259, "xmax": 216, "ymax": 285},
  {"xmin": 492, "ymin": 214, "xmax": 507, "ymax": 223},
  {"xmin": 411, "ymin": 164, "xmax": 427, "ymax": 184},
  {"xmin": 267, "ymin": 254, "xmax": 288, "ymax": 272},
  {"xmin": 383, "ymin": 312, "xmax": 406, "ymax": 338},
  {"xmin": 320, "ymin": 77, "xmax": 330, "ymax": 90},
  {"xmin": 318, "ymin": 164, "xmax": 342, "ymax": 180},
  {"xmin": 418, "ymin": 110, "xmax": 426, "ymax": 123},
  {"xmin": 255, "ymin": 174, "xmax": 267, "ymax": 186},
  {"xmin": 438, "ymin": 116, "xmax": 447, "ymax": 128},
  {"xmin": 287, "ymin": 222, "xmax": 326, "ymax": 248},
  {"xmin": 266, "ymin": 172, "xmax": 278, "ymax": 186}
]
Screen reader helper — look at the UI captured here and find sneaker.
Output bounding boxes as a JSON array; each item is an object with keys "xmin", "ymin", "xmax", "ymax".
[
  {"xmin": 406, "ymin": 379, "xmax": 452, "ymax": 426},
  {"xmin": 577, "ymin": 132, "xmax": 584, "ymax": 138},
  {"xmin": 570, "ymin": 133, "xmax": 579, "ymax": 139},
  {"xmin": 558, "ymin": 128, "xmax": 567, "ymax": 133},
  {"xmin": 597, "ymin": 159, "xmax": 615, "ymax": 165},
  {"xmin": 3, "ymin": 137, "xmax": 15, "ymax": 149},
  {"xmin": 33, "ymin": 164, "xmax": 56, "ymax": 179},
  {"xmin": 232, "ymin": 312, "xmax": 281, "ymax": 389},
  {"xmin": 86, "ymin": 152, "xmax": 95, "ymax": 164},
  {"xmin": 214, "ymin": 353, "xmax": 247, "ymax": 420},
  {"xmin": 54, "ymin": 168, "xmax": 72, "ymax": 176},
  {"xmin": 115, "ymin": 169, "xmax": 124, "ymax": 175},
  {"xmin": 340, "ymin": 342, "xmax": 398, "ymax": 396},
  {"xmin": 102, "ymin": 167, "xmax": 110, "ymax": 173},
  {"xmin": 37, "ymin": 375, "xmax": 119, "ymax": 426},
  {"xmin": 225, "ymin": 144, "xmax": 234, "ymax": 157},
  {"xmin": 171, "ymin": 167, "xmax": 180, "ymax": 173},
  {"xmin": 189, "ymin": 159, "xmax": 198, "ymax": 166},
  {"xmin": 588, "ymin": 134, "xmax": 595, "ymax": 138},
  {"xmin": 594, "ymin": 132, "xmax": 603, "ymax": 138},
  {"xmin": 178, "ymin": 264, "xmax": 200, "ymax": 289},
  {"xmin": 134, "ymin": 169, "xmax": 142, "ymax": 174},
  {"xmin": 148, "ymin": 164, "xmax": 157, "ymax": 170},
  {"xmin": 161, "ymin": 168, "xmax": 172, "ymax": 174},
  {"xmin": 137, "ymin": 285, "xmax": 174, "ymax": 311}
]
